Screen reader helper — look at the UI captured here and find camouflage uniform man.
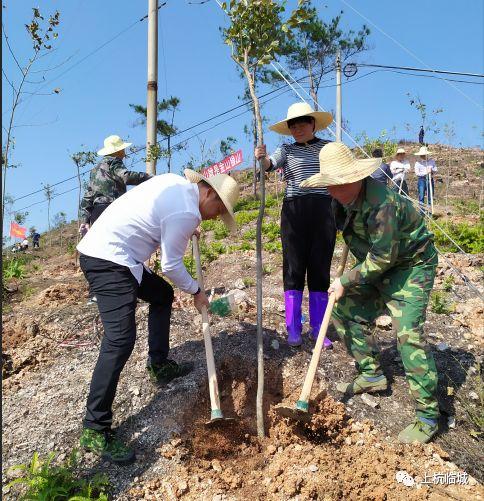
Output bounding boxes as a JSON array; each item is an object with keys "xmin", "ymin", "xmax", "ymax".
[
  {"xmin": 301, "ymin": 142, "xmax": 440, "ymax": 444},
  {"xmin": 79, "ymin": 135, "xmax": 151, "ymax": 233}
]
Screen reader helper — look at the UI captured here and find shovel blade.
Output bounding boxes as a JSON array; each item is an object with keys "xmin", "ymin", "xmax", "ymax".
[{"xmin": 274, "ymin": 404, "xmax": 311, "ymax": 423}]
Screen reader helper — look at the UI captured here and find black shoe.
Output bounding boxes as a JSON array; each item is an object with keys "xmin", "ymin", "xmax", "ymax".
[{"xmin": 147, "ymin": 359, "xmax": 194, "ymax": 385}]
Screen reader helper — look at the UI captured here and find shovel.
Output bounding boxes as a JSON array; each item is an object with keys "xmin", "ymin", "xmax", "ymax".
[
  {"xmin": 275, "ymin": 245, "xmax": 349, "ymax": 422},
  {"xmin": 192, "ymin": 236, "xmax": 234, "ymax": 426}
]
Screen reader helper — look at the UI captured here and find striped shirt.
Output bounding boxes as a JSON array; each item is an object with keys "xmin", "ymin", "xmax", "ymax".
[{"xmin": 268, "ymin": 137, "xmax": 331, "ymax": 198}]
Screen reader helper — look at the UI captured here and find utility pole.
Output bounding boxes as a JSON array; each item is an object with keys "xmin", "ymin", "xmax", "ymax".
[
  {"xmin": 146, "ymin": 0, "xmax": 158, "ymax": 175},
  {"xmin": 335, "ymin": 49, "xmax": 342, "ymax": 142}
]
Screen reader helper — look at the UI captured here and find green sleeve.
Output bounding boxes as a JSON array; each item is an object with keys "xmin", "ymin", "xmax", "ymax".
[
  {"xmin": 112, "ymin": 163, "xmax": 152, "ymax": 186},
  {"xmin": 79, "ymin": 189, "xmax": 95, "ymax": 223},
  {"xmin": 340, "ymin": 203, "xmax": 399, "ymax": 288}
]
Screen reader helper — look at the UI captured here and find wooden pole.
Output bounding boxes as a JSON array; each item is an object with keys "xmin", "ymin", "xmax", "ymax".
[{"xmin": 146, "ymin": 0, "xmax": 158, "ymax": 176}]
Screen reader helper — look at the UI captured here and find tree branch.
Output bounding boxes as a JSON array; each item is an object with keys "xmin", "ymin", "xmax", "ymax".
[{"xmin": 2, "ymin": 23, "xmax": 24, "ymax": 75}]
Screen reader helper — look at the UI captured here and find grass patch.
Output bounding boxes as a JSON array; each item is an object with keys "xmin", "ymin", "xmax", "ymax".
[
  {"xmin": 243, "ymin": 277, "xmax": 255, "ymax": 287},
  {"xmin": 213, "ymin": 221, "xmax": 229, "ymax": 240},
  {"xmin": 6, "ymin": 450, "xmax": 110, "ymax": 500},
  {"xmin": 200, "ymin": 220, "xmax": 217, "ymax": 231},
  {"xmin": 442, "ymin": 274, "xmax": 455, "ymax": 292},
  {"xmin": 430, "ymin": 291, "xmax": 454, "ymax": 314},
  {"xmin": 452, "ymin": 198, "xmax": 480, "ymax": 216},
  {"xmin": 234, "ymin": 196, "xmax": 260, "ymax": 212},
  {"xmin": 432, "ymin": 220, "xmax": 484, "ymax": 254},
  {"xmin": 183, "ymin": 255, "xmax": 196, "ymax": 279},
  {"xmin": 261, "ymin": 221, "xmax": 280, "ymax": 242},
  {"xmin": 235, "ymin": 210, "xmax": 259, "ymax": 226},
  {"xmin": 263, "ymin": 241, "xmax": 282, "ymax": 253},
  {"xmin": 200, "ymin": 241, "xmax": 226, "ymax": 264},
  {"xmin": 242, "ymin": 228, "xmax": 256, "ymax": 241}
]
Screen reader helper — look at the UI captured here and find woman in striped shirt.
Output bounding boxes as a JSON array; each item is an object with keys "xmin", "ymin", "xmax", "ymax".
[{"xmin": 255, "ymin": 102, "xmax": 336, "ymax": 348}]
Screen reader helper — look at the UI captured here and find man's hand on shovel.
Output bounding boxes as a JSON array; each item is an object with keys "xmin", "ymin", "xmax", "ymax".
[{"xmin": 193, "ymin": 288, "xmax": 210, "ymax": 314}]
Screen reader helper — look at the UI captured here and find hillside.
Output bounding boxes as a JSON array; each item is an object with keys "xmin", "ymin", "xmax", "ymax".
[{"xmin": 2, "ymin": 142, "xmax": 483, "ymax": 500}]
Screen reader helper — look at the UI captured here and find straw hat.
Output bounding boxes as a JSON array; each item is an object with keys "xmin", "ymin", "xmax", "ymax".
[
  {"xmin": 97, "ymin": 135, "xmax": 132, "ymax": 156},
  {"xmin": 415, "ymin": 146, "xmax": 431, "ymax": 156},
  {"xmin": 269, "ymin": 102, "xmax": 333, "ymax": 136},
  {"xmin": 300, "ymin": 142, "xmax": 381, "ymax": 188},
  {"xmin": 184, "ymin": 169, "xmax": 239, "ymax": 232},
  {"xmin": 396, "ymin": 147, "xmax": 406, "ymax": 154}
]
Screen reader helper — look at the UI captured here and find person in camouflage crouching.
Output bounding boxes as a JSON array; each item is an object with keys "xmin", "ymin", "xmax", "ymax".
[
  {"xmin": 301, "ymin": 142, "xmax": 440, "ymax": 444},
  {"xmin": 79, "ymin": 135, "xmax": 152, "ymax": 234}
]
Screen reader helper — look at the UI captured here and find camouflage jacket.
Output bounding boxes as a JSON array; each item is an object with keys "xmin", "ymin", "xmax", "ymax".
[
  {"xmin": 335, "ymin": 177, "xmax": 435, "ymax": 288},
  {"xmin": 80, "ymin": 156, "xmax": 152, "ymax": 223}
]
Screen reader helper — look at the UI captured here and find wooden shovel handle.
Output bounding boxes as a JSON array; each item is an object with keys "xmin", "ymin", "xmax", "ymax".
[
  {"xmin": 192, "ymin": 236, "xmax": 221, "ymax": 412},
  {"xmin": 298, "ymin": 244, "xmax": 349, "ymax": 405}
]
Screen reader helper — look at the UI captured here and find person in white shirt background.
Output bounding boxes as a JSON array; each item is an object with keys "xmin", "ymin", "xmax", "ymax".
[
  {"xmin": 414, "ymin": 146, "xmax": 437, "ymax": 210},
  {"xmin": 76, "ymin": 170, "xmax": 239, "ymax": 465},
  {"xmin": 390, "ymin": 147, "xmax": 411, "ymax": 195}
]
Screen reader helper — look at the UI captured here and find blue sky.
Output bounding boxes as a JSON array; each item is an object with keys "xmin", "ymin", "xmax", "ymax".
[{"xmin": 2, "ymin": 0, "xmax": 483, "ymax": 236}]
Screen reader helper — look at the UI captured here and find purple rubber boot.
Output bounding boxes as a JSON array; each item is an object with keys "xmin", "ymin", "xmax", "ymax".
[
  {"xmin": 284, "ymin": 290, "xmax": 303, "ymax": 347},
  {"xmin": 309, "ymin": 291, "xmax": 333, "ymax": 349}
]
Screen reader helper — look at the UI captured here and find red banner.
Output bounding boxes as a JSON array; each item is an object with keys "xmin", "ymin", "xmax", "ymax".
[
  {"xmin": 202, "ymin": 149, "xmax": 243, "ymax": 178},
  {"xmin": 10, "ymin": 222, "xmax": 27, "ymax": 239}
]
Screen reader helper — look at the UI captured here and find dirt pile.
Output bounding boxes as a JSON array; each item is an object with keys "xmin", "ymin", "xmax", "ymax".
[{"xmin": 128, "ymin": 371, "xmax": 482, "ymax": 501}]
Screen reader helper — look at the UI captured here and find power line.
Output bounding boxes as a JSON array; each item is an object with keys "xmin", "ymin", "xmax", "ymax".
[
  {"xmin": 355, "ymin": 63, "xmax": 484, "ymax": 79},
  {"xmin": 10, "ymin": 84, "xmax": 296, "ymax": 214},
  {"xmin": 10, "ymin": 71, "xmax": 326, "ymax": 204},
  {"xmin": 2, "ymin": 4, "xmax": 167, "ymax": 116}
]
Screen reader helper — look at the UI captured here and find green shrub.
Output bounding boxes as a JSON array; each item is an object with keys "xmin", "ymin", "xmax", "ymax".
[
  {"xmin": 430, "ymin": 291, "xmax": 454, "ymax": 314},
  {"xmin": 200, "ymin": 220, "xmax": 217, "ymax": 231},
  {"xmin": 261, "ymin": 221, "xmax": 280, "ymax": 242},
  {"xmin": 263, "ymin": 241, "xmax": 282, "ymax": 253},
  {"xmin": 243, "ymin": 277, "xmax": 255, "ymax": 287},
  {"xmin": 433, "ymin": 221, "xmax": 483, "ymax": 254},
  {"xmin": 6, "ymin": 450, "xmax": 109, "ymax": 500},
  {"xmin": 67, "ymin": 242, "xmax": 76, "ymax": 255},
  {"xmin": 234, "ymin": 196, "xmax": 260, "ymax": 212},
  {"xmin": 238, "ymin": 241, "xmax": 255, "ymax": 251},
  {"xmin": 235, "ymin": 210, "xmax": 258, "ymax": 226},
  {"xmin": 2, "ymin": 258, "xmax": 25, "ymax": 280},
  {"xmin": 213, "ymin": 221, "xmax": 229, "ymax": 240},
  {"xmin": 242, "ymin": 228, "xmax": 257, "ymax": 241},
  {"xmin": 200, "ymin": 241, "xmax": 226, "ymax": 264},
  {"xmin": 442, "ymin": 274, "xmax": 455, "ymax": 292},
  {"xmin": 452, "ymin": 199, "xmax": 480, "ymax": 216},
  {"xmin": 183, "ymin": 255, "xmax": 196, "ymax": 278}
]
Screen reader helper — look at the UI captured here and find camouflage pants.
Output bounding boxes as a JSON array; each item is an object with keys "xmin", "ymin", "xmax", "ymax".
[{"xmin": 332, "ymin": 252, "xmax": 439, "ymax": 420}]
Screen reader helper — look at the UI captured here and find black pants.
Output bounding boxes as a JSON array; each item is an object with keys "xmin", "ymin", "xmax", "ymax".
[
  {"xmin": 80, "ymin": 254, "xmax": 174, "ymax": 431},
  {"xmin": 89, "ymin": 203, "xmax": 110, "ymax": 225},
  {"xmin": 281, "ymin": 195, "xmax": 336, "ymax": 292}
]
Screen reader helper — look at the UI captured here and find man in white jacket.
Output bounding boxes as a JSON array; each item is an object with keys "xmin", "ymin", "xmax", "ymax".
[
  {"xmin": 390, "ymin": 148, "xmax": 410, "ymax": 195},
  {"xmin": 77, "ymin": 170, "xmax": 239, "ymax": 465}
]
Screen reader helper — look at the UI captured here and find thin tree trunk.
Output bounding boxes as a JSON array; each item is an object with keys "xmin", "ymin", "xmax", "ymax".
[
  {"xmin": 242, "ymin": 54, "xmax": 265, "ymax": 438},
  {"xmin": 304, "ymin": 35, "xmax": 318, "ymax": 110}
]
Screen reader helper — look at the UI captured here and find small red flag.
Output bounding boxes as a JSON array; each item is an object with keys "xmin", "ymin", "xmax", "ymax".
[{"xmin": 10, "ymin": 222, "xmax": 27, "ymax": 239}]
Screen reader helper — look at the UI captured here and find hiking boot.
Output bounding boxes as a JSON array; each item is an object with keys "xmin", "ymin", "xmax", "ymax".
[
  {"xmin": 336, "ymin": 374, "xmax": 388, "ymax": 395},
  {"xmin": 398, "ymin": 418, "xmax": 438, "ymax": 444},
  {"xmin": 147, "ymin": 359, "xmax": 194, "ymax": 385},
  {"xmin": 80, "ymin": 428, "xmax": 135, "ymax": 465}
]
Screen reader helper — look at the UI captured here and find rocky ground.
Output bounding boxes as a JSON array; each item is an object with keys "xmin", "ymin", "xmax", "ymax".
[
  {"xmin": 2, "ymin": 243, "xmax": 483, "ymax": 500},
  {"xmin": 2, "ymin": 143, "xmax": 483, "ymax": 499}
]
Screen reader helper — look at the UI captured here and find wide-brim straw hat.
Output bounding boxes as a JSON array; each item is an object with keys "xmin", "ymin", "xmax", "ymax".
[
  {"xmin": 269, "ymin": 102, "xmax": 333, "ymax": 136},
  {"xmin": 396, "ymin": 147, "xmax": 406, "ymax": 154},
  {"xmin": 300, "ymin": 142, "xmax": 381, "ymax": 188},
  {"xmin": 97, "ymin": 135, "xmax": 132, "ymax": 156},
  {"xmin": 415, "ymin": 146, "xmax": 431, "ymax": 156},
  {"xmin": 184, "ymin": 169, "xmax": 239, "ymax": 232}
]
